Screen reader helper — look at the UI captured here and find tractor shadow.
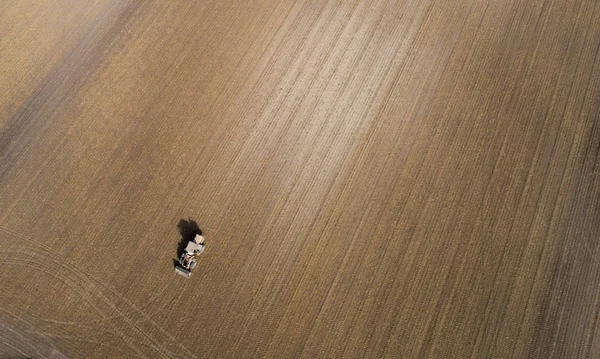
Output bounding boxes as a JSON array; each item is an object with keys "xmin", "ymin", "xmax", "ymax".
[{"xmin": 176, "ymin": 218, "xmax": 202, "ymax": 258}]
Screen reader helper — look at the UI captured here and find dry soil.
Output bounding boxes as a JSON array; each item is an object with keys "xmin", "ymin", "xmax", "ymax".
[{"xmin": 1, "ymin": 0, "xmax": 600, "ymax": 358}]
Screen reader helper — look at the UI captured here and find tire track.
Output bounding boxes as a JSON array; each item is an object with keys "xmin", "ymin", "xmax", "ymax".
[
  {"xmin": 0, "ymin": 226, "xmax": 196, "ymax": 358},
  {"xmin": 0, "ymin": 255, "xmax": 161, "ymax": 358},
  {"xmin": 0, "ymin": 311, "xmax": 70, "ymax": 359}
]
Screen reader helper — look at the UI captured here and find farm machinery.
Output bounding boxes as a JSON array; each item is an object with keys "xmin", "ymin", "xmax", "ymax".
[{"xmin": 175, "ymin": 234, "xmax": 205, "ymax": 278}]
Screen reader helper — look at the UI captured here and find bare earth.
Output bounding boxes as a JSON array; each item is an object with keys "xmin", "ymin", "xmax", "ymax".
[{"xmin": 1, "ymin": 0, "xmax": 599, "ymax": 358}]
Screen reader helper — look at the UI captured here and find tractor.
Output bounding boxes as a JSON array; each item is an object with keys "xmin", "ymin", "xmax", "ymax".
[{"xmin": 175, "ymin": 234, "xmax": 204, "ymax": 278}]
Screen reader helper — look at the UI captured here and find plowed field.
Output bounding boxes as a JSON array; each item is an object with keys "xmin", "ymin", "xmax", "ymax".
[{"xmin": 1, "ymin": 0, "xmax": 599, "ymax": 357}]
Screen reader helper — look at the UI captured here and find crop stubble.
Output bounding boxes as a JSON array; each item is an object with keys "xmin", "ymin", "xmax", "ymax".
[{"xmin": 1, "ymin": 0, "xmax": 599, "ymax": 357}]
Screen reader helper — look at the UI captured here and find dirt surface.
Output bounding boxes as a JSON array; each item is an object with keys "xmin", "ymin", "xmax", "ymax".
[{"xmin": 1, "ymin": 0, "xmax": 600, "ymax": 357}]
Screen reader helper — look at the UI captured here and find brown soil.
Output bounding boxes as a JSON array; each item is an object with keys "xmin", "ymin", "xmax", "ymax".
[{"xmin": 1, "ymin": 0, "xmax": 599, "ymax": 357}]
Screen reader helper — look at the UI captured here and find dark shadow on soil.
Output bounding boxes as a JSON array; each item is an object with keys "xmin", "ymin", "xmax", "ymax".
[{"xmin": 176, "ymin": 218, "xmax": 202, "ymax": 258}]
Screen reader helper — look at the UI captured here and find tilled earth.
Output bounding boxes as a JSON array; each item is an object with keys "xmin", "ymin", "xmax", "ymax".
[{"xmin": 1, "ymin": 0, "xmax": 599, "ymax": 358}]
